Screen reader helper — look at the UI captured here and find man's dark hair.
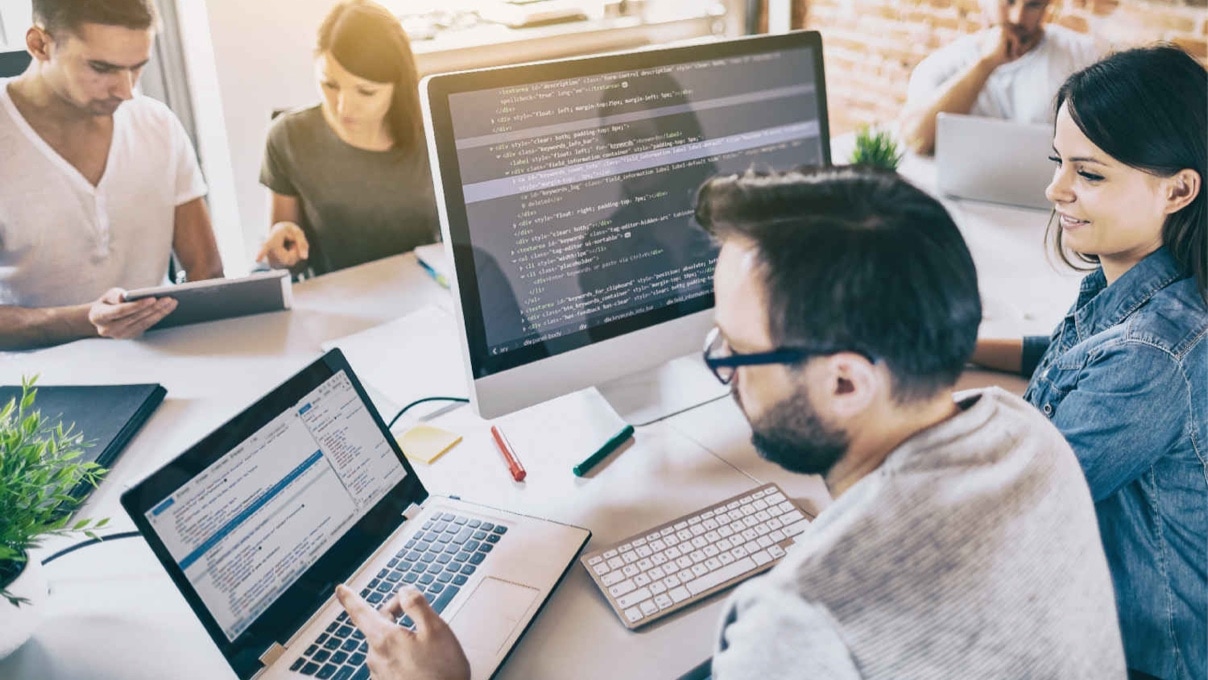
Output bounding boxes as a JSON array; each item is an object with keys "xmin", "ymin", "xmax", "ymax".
[
  {"xmin": 32, "ymin": 0, "xmax": 158, "ymax": 35},
  {"xmin": 695, "ymin": 165, "xmax": 982, "ymax": 402}
]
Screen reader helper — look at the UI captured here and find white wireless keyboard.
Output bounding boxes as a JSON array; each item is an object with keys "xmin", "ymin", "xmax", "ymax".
[{"xmin": 581, "ymin": 483, "xmax": 811, "ymax": 629}]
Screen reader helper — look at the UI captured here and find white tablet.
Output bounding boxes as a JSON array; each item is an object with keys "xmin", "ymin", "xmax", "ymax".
[{"xmin": 122, "ymin": 270, "xmax": 293, "ymax": 330}]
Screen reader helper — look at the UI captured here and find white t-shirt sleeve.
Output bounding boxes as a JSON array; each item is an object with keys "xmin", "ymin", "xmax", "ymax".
[{"xmin": 168, "ymin": 109, "xmax": 207, "ymax": 206}]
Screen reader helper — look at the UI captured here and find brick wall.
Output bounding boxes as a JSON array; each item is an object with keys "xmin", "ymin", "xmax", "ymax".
[{"xmin": 794, "ymin": 0, "xmax": 1208, "ymax": 135}]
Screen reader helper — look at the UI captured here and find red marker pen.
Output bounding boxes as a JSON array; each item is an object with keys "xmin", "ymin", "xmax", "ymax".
[{"xmin": 490, "ymin": 425, "xmax": 526, "ymax": 482}]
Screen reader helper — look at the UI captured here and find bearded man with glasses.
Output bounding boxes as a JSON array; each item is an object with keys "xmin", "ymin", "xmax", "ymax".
[{"xmin": 693, "ymin": 166, "xmax": 1125, "ymax": 679}]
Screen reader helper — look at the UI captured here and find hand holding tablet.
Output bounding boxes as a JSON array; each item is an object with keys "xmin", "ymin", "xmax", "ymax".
[{"xmin": 120, "ymin": 270, "xmax": 293, "ymax": 331}]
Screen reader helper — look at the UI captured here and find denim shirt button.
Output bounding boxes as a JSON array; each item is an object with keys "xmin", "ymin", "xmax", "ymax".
[{"xmin": 1042, "ymin": 403, "xmax": 1053, "ymax": 416}]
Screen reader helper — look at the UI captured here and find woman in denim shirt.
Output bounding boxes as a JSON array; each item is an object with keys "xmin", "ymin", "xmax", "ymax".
[{"xmin": 974, "ymin": 45, "xmax": 1206, "ymax": 680}]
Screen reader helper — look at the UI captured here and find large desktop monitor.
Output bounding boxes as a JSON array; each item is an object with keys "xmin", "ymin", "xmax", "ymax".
[{"xmin": 422, "ymin": 30, "xmax": 830, "ymax": 423}]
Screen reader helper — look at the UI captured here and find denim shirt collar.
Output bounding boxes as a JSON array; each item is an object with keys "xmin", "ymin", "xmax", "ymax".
[{"xmin": 1071, "ymin": 248, "xmax": 1185, "ymax": 341}]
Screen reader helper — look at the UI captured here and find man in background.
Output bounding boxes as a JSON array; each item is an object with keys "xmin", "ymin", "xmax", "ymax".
[
  {"xmin": 0, "ymin": 0, "xmax": 223, "ymax": 349},
  {"xmin": 900, "ymin": 0, "xmax": 1100, "ymax": 155}
]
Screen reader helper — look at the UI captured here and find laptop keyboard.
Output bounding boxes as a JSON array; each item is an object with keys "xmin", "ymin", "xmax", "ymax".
[
  {"xmin": 289, "ymin": 512, "xmax": 508, "ymax": 678},
  {"xmin": 581, "ymin": 483, "xmax": 809, "ymax": 629}
]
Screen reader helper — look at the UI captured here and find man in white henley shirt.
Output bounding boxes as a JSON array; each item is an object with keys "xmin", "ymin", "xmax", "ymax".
[{"xmin": 0, "ymin": 0, "xmax": 223, "ymax": 349}]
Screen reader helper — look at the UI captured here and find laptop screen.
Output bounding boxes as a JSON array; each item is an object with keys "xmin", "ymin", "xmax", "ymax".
[{"xmin": 143, "ymin": 370, "xmax": 406, "ymax": 641}]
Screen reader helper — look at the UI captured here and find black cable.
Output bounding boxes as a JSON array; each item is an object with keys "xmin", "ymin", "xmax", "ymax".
[
  {"xmin": 41, "ymin": 530, "xmax": 142, "ymax": 566},
  {"xmin": 386, "ymin": 396, "xmax": 469, "ymax": 430}
]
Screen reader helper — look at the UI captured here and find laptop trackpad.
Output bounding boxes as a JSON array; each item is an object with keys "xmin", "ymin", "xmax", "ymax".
[{"xmin": 449, "ymin": 578, "xmax": 539, "ymax": 654}]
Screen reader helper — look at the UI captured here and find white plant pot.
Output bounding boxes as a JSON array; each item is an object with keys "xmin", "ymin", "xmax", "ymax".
[{"xmin": 0, "ymin": 556, "xmax": 48, "ymax": 658}]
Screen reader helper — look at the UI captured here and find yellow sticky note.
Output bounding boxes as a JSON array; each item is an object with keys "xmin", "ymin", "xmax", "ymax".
[{"xmin": 398, "ymin": 424, "xmax": 463, "ymax": 464}]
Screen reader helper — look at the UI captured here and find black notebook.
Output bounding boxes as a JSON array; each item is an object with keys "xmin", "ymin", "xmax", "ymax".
[{"xmin": 0, "ymin": 384, "xmax": 166, "ymax": 501}]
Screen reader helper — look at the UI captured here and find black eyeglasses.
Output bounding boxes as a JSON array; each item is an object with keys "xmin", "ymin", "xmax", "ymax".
[{"xmin": 701, "ymin": 326, "xmax": 876, "ymax": 385}]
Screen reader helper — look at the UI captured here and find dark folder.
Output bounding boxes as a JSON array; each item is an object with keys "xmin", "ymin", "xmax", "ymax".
[{"xmin": 0, "ymin": 384, "xmax": 166, "ymax": 501}]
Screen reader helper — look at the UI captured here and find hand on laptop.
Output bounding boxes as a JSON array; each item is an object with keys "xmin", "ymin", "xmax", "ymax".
[
  {"xmin": 89, "ymin": 288, "xmax": 176, "ymax": 339},
  {"xmin": 336, "ymin": 584, "xmax": 470, "ymax": 680}
]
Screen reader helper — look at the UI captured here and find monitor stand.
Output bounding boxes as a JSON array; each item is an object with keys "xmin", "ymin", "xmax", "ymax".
[{"xmin": 595, "ymin": 353, "xmax": 732, "ymax": 426}]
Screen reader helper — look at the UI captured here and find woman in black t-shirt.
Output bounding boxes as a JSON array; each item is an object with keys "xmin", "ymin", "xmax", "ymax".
[{"xmin": 257, "ymin": 0, "xmax": 438, "ymax": 277}]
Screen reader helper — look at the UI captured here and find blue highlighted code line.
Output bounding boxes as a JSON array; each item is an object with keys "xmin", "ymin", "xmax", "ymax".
[
  {"xmin": 151, "ymin": 496, "xmax": 175, "ymax": 516},
  {"xmin": 178, "ymin": 451, "xmax": 323, "ymax": 571}
]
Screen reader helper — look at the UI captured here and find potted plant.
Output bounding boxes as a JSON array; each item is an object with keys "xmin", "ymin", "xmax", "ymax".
[
  {"xmin": 0, "ymin": 378, "xmax": 107, "ymax": 658},
  {"xmin": 849, "ymin": 125, "xmax": 904, "ymax": 172}
]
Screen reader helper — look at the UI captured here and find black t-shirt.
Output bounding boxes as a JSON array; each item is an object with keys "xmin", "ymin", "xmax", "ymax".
[{"xmin": 259, "ymin": 105, "xmax": 439, "ymax": 276}]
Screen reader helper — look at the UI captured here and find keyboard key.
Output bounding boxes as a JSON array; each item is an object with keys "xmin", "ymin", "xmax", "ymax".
[
  {"xmin": 367, "ymin": 592, "xmax": 384, "ymax": 604},
  {"xmin": 430, "ymin": 583, "xmax": 445, "ymax": 593},
  {"xmin": 639, "ymin": 600, "xmax": 658, "ymax": 616},
  {"xmin": 668, "ymin": 586, "xmax": 691, "ymax": 603},
  {"xmin": 440, "ymin": 512, "xmax": 456, "ymax": 521},
  {"xmin": 334, "ymin": 667, "xmax": 354, "ymax": 680},
  {"xmin": 431, "ymin": 585, "xmax": 460, "ymax": 615},
  {"xmin": 342, "ymin": 639, "xmax": 359, "ymax": 652},
  {"xmin": 350, "ymin": 653, "xmax": 366, "ymax": 666},
  {"xmin": 486, "ymin": 534, "xmax": 500, "ymax": 543},
  {"xmin": 473, "ymin": 531, "xmax": 487, "ymax": 540},
  {"xmin": 454, "ymin": 552, "xmax": 471, "ymax": 563},
  {"xmin": 492, "ymin": 525, "xmax": 507, "ymax": 534},
  {"xmin": 768, "ymin": 544, "xmax": 786, "ymax": 559},
  {"xmin": 336, "ymin": 625, "xmax": 354, "ymax": 638},
  {"xmin": 323, "ymin": 637, "xmax": 341, "ymax": 650},
  {"xmin": 480, "ymin": 523, "xmax": 495, "ymax": 531},
  {"xmin": 782, "ymin": 519, "xmax": 809, "ymax": 537},
  {"xmin": 469, "ymin": 553, "xmax": 486, "ymax": 565},
  {"xmin": 623, "ymin": 606, "xmax": 643, "ymax": 623},
  {"xmin": 686, "ymin": 556, "xmax": 757, "ymax": 595},
  {"xmin": 314, "ymin": 650, "xmax": 333, "ymax": 663},
  {"xmin": 465, "ymin": 540, "xmax": 481, "ymax": 552},
  {"xmin": 468, "ymin": 519, "xmax": 482, "ymax": 528},
  {"xmin": 291, "ymin": 658, "xmax": 306, "ymax": 672},
  {"xmin": 318, "ymin": 663, "xmax": 338, "ymax": 678},
  {"xmin": 461, "ymin": 564, "xmax": 476, "ymax": 575},
  {"xmin": 654, "ymin": 593, "xmax": 674, "ymax": 610},
  {"xmin": 453, "ymin": 574, "xmax": 468, "ymax": 586},
  {"xmin": 302, "ymin": 662, "xmax": 321, "ymax": 676},
  {"xmin": 453, "ymin": 516, "xmax": 468, "ymax": 525},
  {"xmin": 325, "ymin": 622, "xmax": 339, "ymax": 634},
  {"xmin": 609, "ymin": 580, "xmax": 636, "ymax": 597},
  {"xmin": 317, "ymin": 633, "xmax": 330, "ymax": 646},
  {"xmin": 332, "ymin": 651, "xmax": 349, "ymax": 664},
  {"xmin": 479, "ymin": 544, "xmax": 493, "ymax": 553}
]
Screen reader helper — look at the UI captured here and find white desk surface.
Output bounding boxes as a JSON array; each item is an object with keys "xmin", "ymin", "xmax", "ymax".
[{"xmin": 0, "ymin": 150, "xmax": 1079, "ymax": 680}]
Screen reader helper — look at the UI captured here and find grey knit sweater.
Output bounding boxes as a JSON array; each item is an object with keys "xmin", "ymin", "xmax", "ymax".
[{"xmin": 711, "ymin": 388, "xmax": 1126, "ymax": 679}]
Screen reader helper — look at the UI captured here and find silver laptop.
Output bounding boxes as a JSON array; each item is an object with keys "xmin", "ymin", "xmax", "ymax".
[
  {"xmin": 935, "ymin": 112, "xmax": 1054, "ymax": 210},
  {"xmin": 122, "ymin": 349, "xmax": 589, "ymax": 680}
]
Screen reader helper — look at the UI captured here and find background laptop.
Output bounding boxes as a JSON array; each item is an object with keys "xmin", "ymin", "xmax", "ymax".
[
  {"xmin": 122, "ymin": 349, "xmax": 589, "ymax": 680},
  {"xmin": 935, "ymin": 112, "xmax": 1054, "ymax": 210}
]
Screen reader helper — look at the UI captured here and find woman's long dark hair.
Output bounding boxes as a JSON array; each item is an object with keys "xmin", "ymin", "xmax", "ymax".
[
  {"xmin": 1049, "ymin": 43, "xmax": 1207, "ymax": 301},
  {"xmin": 317, "ymin": 0, "xmax": 422, "ymax": 152}
]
